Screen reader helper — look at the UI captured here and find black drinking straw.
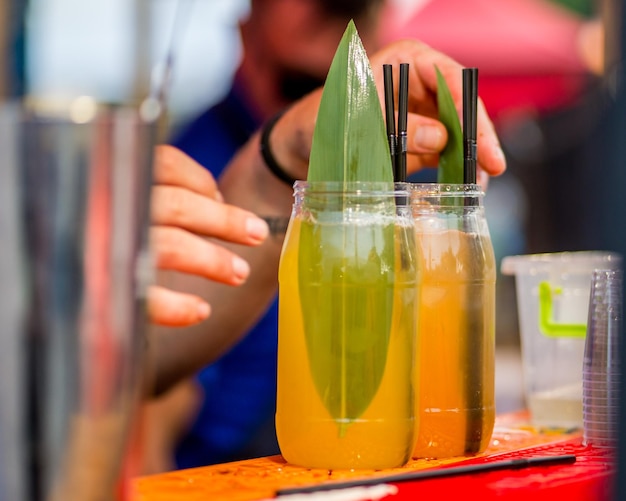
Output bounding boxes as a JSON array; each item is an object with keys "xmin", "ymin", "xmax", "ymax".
[
  {"xmin": 383, "ymin": 64, "xmax": 398, "ymax": 176},
  {"xmin": 397, "ymin": 63, "xmax": 409, "ymax": 183},
  {"xmin": 462, "ymin": 68, "xmax": 478, "ymax": 185},
  {"xmin": 275, "ymin": 454, "xmax": 576, "ymax": 496},
  {"xmin": 462, "ymin": 67, "xmax": 483, "ymax": 453}
]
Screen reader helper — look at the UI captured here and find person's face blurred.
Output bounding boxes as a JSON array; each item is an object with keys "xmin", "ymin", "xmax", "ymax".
[{"xmin": 247, "ymin": 0, "xmax": 381, "ymax": 103}]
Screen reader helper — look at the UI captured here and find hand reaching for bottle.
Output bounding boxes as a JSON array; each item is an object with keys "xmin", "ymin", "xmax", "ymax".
[{"xmin": 147, "ymin": 145, "xmax": 269, "ymax": 327}]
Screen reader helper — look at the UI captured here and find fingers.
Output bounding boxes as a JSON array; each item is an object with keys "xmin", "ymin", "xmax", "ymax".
[
  {"xmin": 276, "ymin": 40, "xmax": 506, "ymax": 181},
  {"xmin": 148, "ymin": 224, "xmax": 255, "ymax": 325},
  {"xmin": 151, "ymin": 226, "xmax": 252, "ymax": 286},
  {"xmin": 154, "ymin": 145, "xmax": 222, "ymax": 200},
  {"xmin": 408, "ymin": 114, "xmax": 447, "ymax": 153},
  {"xmin": 148, "ymin": 145, "xmax": 271, "ymax": 328},
  {"xmin": 370, "ymin": 39, "xmax": 506, "ymax": 178},
  {"xmin": 476, "ymin": 100, "xmax": 507, "ymax": 177},
  {"xmin": 394, "ymin": 113, "xmax": 445, "ymax": 174},
  {"xmin": 147, "ymin": 285, "xmax": 211, "ymax": 327},
  {"xmin": 411, "ymin": 52, "xmax": 506, "ymax": 177},
  {"xmin": 405, "ymin": 110, "xmax": 506, "ymax": 177},
  {"xmin": 151, "ymin": 185, "xmax": 269, "ymax": 246}
]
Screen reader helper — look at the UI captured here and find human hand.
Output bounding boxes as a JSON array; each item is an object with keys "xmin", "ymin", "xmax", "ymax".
[
  {"xmin": 148, "ymin": 145, "xmax": 269, "ymax": 327},
  {"xmin": 369, "ymin": 39, "xmax": 506, "ymax": 185},
  {"xmin": 267, "ymin": 39, "xmax": 506, "ymax": 186}
]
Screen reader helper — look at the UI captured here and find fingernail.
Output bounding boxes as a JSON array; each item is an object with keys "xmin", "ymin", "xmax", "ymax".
[
  {"xmin": 246, "ymin": 217, "xmax": 269, "ymax": 242},
  {"xmin": 232, "ymin": 256, "xmax": 250, "ymax": 282},
  {"xmin": 197, "ymin": 302, "xmax": 210, "ymax": 320},
  {"xmin": 414, "ymin": 125, "xmax": 444, "ymax": 151},
  {"xmin": 215, "ymin": 190, "xmax": 224, "ymax": 203}
]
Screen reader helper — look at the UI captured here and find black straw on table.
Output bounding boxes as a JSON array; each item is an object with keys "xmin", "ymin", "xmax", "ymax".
[
  {"xmin": 462, "ymin": 67, "xmax": 478, "ymax": 185},
  {"xmin": 397, "ymin": 63, "xmax": 409, "ymax": 183},
  {"xmin": 275, "ymin": 454, "xmax": 576, "ymax": 497},
  {"xmin": 383, "ymin": 64, "xmax": 398, "ymax": 175}
]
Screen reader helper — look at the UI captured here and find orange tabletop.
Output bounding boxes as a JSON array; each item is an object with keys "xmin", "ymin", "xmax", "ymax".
[{"xmin": 131, "ymin": 412, "xmax": 615, "ymax": 501}]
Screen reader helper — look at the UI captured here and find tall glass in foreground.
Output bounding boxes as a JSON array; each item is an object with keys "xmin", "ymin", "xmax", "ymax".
[
  {"xmin": 410, "ymin": 183, "xmax": 496, "ymax": 458},
  {"xmin": 0, "ymin": 100, "xmax": 156, "ymax": 501},
  {"xmin": 277, "ymin": 181, "xmax": 418, "ymax": 470}
]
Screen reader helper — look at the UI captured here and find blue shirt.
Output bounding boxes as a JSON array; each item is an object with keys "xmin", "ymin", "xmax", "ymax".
[{"xmin": 172, "ymin": 85, "xmax": 281, "ymax": 468}]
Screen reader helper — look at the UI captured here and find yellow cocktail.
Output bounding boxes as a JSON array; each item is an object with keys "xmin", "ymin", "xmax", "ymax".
[{"xmin": 276, "ymin": 183, "xmax": 418, "ymax": 470}]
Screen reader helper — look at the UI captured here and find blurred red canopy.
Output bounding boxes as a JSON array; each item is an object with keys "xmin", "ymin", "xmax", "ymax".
[{"xmin": 380, "ymin": 0, "xmax": 592, "ymax": 120}]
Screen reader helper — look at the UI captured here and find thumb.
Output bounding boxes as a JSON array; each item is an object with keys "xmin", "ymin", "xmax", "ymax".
[{"xmin": 407, "ymin": 114, "xmax": 448, "ymax": 154}]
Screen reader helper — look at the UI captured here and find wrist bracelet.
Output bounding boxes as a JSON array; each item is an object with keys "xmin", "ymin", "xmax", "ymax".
[{"xmin": 259, "ymin": 111, "xmax": 298, "ymax": 187}]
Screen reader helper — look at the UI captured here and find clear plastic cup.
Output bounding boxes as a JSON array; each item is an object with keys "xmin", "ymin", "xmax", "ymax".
[
  {"xmin": 582, "ymin": 269, "xmax": 622, "ymax": 447},
  {"xmin": 501, "ymin": 251, "xmax": 622, "ymax": 429}
]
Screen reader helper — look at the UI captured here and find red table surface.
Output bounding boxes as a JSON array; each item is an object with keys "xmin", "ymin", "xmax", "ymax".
[
  {"xmin": 132, "ymin": 412, "xmax": 615, "ymax": 501},
  {"xmin": 387, "ymin": 438, "xmax": 614, "ymax": 500}
]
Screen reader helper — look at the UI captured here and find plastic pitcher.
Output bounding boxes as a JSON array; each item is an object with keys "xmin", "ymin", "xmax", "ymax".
[{"xmin": 501, "ymin": 251, "xmax": 622, "ymax": 428}]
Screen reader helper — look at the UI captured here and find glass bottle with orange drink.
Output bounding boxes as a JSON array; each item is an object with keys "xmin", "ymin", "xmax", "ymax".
[{"xmin": 410, "ymin": 183, "xmax": 496, "ymax": 458}]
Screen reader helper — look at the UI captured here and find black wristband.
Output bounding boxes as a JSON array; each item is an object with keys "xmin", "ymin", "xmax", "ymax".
[
  {"xmin": 261, "ymin": 216, "xmax": 291, "ymax": 238},
  {"xmin": 259, "ymin": 111, "xmax": 298, "ymax": 187}
]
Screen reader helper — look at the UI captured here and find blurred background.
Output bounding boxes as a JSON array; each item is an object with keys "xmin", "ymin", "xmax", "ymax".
[
  {"xmin": 5, "ymin": 0, "xmax": 249, "ymax": 119},
  {"xmin": 1, "ymin": 0, "xmax": 623, "ymax": 459}
]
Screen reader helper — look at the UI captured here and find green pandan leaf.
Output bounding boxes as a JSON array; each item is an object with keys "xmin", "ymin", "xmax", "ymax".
[
  {"xmin": 436, "ymin": 66, "xmax": 464, "ymax": 184},
  {"xmin": 298, "ymin": 220, "xmax": 396, "ymax": 435},
  {"xmin": 299, "ymin": 20, "xmax": 396, "ymax": 434},
  {"xmin": 307, "ymin": 20, "xmax": 393, "ymax": 183}
]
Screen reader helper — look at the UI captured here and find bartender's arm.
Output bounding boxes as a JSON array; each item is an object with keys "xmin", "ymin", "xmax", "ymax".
[{"xmin": 146, "ymin": 38, "xmax": 507, "ymax": 395}]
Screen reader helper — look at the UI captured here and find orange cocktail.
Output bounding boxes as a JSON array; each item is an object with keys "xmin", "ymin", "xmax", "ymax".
[{"xmin": 411, "ymin": 184, "xmax": 496, "ymax": 458}]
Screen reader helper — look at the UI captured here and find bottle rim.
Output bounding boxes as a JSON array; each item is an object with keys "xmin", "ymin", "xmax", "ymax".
[
  {"xmin": 293, "ymin": 181, "xmax": 412, "ymax": 201},
  {"xmin": 405, "ymin": 182, "xmax": 484, "ymax": 197},
  {"xmin": 293, "ymin": 180, "xmax": 483, "ymax": 197}
]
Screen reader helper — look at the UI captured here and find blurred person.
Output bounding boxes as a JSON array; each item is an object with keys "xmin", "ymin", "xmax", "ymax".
[
  {"xmin": 142, "ymin": 0, "xmax": 506, "ymax": 473},
  {"xmin": 146, "ymin": 0, "xmax": 600, "ymax": 471}
]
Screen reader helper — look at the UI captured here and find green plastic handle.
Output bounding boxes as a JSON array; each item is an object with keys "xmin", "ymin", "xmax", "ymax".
[{"xmin": 538, "ymin": 281, "xmax": 587, "ymax": 338}]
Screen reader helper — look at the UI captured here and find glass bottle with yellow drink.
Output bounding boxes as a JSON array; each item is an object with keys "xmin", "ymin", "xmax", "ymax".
[{"xmin": 276, "ymin": 181, "xmax": 418, "ymax": 470}]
